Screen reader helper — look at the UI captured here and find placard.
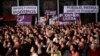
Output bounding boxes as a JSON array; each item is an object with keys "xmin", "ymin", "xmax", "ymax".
[
  {"xmin": 64, "ymin": 5, "xmax": 99, "ymax": 13},
  {"xmin": 17, "ymin": 15, "xmax": 32, "ymax": 25},
  {"xmin": 45, "ymin": 10, "xmax": 56, "ymax": 15},
  {"xmin": 12, "ymin": 6, "xmax": 37, "ymax": 15}
]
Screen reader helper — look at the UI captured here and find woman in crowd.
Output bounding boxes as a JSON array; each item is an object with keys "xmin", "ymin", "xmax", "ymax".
[
  {"xmin": 69, "ymin": 44, "xmax": 79, "ymax": 56},
  {"xmin": 30, "ymin": 45, "xmax": 38, "ymax": 56},
  {"xmin": 46, "ymin": 41, "xmax": 62, "ymax": 56},
  {"xmin": 88, "ymin": 42, "xmax": 100, "ymax": 56}
]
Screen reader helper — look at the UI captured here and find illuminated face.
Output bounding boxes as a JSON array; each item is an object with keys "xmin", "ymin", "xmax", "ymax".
[
  {"xmin": 91, "ymin": 43, "xmax": 96, "ymax": 50},
  {"xmin": 70, "ymin": 45, "xmax": 74, "ymax": 51},
  {"xmin": 78, "ymin": 42, "xmax": 84, "ymax": 48},
  {"xmin": 7, "ymin": 42, "xmax": 11, "ymax": 48},
  {"xmin": 90, "ymin": 37, "xmax": 94, "ymax": 42},
  {"xmin": 30, "ymin": 47, "xmax": 34, "ymax": 53}
]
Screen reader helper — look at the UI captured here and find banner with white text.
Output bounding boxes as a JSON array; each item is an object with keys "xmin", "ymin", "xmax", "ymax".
[
  {"xmin": 12, "ymin": 6, "xmax": 37, "ymax": 15},
  {"xmin": 64, "ymin": 5, "xmax": 99, "ymax": 13}
]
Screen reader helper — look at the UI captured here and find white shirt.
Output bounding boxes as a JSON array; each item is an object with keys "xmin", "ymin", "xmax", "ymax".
[
  {"xmin": 31, "ymin": 53, "xmax": 38, "ymax": 56},
  {"xmin": 53, "ymin": 37, "xmax": 57, "ymax": 42}
]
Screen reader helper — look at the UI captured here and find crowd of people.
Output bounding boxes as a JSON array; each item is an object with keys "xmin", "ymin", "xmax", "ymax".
[{"xmin": 0, "ymin": 22, "xmax": 100, "ymax": 56}]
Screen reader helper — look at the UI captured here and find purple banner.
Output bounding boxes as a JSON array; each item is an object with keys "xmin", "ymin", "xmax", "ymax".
[
  {"xmin": 17, "ymin": 15, "xmax": 32, "ymax": 25},
  {"xmin": 45, "ymin": 10, "xmax": 56, "ymax": 15},
  {"xmin": 59, "ymin": 13, "xmax": 79, "ymax": 22}
]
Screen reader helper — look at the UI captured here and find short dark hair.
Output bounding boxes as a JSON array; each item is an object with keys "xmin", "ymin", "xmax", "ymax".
[
  {"xmin": 33, "ymin": 45, "xmax": 38, "ymax": 52},
  {"xmin": 71, "ymin": 44, "xmax": 78, "ymax": 52}
]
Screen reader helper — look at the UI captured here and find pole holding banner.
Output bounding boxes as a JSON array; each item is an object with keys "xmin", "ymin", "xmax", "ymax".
[
  {"xmin": 17, "ymin": 0, "xmax": 19, "ymax": 25},
  {"xmin": 76, "ymin": 0, "xmax": 78, "ymax": 5},
  {"xmin": 37, "ymin": 0, "xmax": 40, "ymax": 24},
  {"xmin": 57, "ymin": 0, "xmax": 59, "ymax": 17},
  {"xmin": 17, "ymin": 0, "xmax": 19, "ymax": 6},
  {"xmin": 96, "ymin": 0, "xmax": 98, "ymax": 23}
]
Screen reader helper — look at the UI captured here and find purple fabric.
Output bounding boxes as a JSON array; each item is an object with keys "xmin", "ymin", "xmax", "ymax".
[{"xmin": 17, "ymin": 15, "xmax": 32, "ymax": 25}]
